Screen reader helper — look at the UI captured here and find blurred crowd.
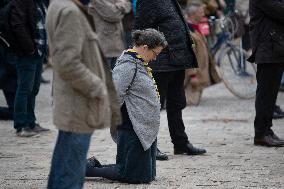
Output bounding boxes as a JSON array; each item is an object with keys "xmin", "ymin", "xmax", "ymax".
[{"xmin": 0, "ymin": 0, "xmax": 284, "ymax": 188}]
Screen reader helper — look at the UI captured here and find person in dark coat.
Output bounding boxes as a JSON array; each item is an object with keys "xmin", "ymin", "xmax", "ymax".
[
  {"xmin": 9, "ymin": 0, "xmax": 49, "ymax": 137},
  {"xmin": 248, "ymin": 0, "xmax": 284, "ymax": 147},
  {"xmin": 134, "ymin": 0, "xmax": 206, "ymax": 159}
]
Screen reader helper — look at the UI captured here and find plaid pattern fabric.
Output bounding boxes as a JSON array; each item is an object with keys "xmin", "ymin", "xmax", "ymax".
[{"xmin": 35, "ymin": 0, "xmax": 47, "ymax": 57}]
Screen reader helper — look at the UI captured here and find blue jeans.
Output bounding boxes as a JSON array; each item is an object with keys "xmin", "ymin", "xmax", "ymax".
[
  {"xmin": 48, "ymin": 131, "xmax": 92, "ymax": 189},
  {"xmin": 13, "ymin": 53, "xmax": 43, "ymax": 130}
]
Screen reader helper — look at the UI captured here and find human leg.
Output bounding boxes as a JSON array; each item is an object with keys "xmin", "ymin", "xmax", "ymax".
[
  {"xmin": 27, "ymin": 55, "xmax": 43, "ymax": 128},
  {"xmin": 254, "ymin": 63, "xmax": 284, "ymax": 146},
  {"xmin": 165, "ymin": 70, "xmax": 188, "ymax": 146},
  {"xmin": 48, "ymin": 131, "xmax": 92, "ymax": 189},
  {"xmin": 85, "ymin": 164, "xmax": 123, "ymax": 182},
  {"xmin": 86, "ymin": 128, "xmax": 156, "ymax": 183},
  {"xmin": 13, "ymin": 55, "xmax": 37, "ymax": 131},
  {"xmin": 166, "ymin": 70, "xmax": 206, "ymax": 155}
]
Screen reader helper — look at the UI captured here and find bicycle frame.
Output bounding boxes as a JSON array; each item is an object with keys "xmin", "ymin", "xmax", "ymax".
[{"xmin": 208, "ymin": 16, "xmax": 248, "ymax": 76}]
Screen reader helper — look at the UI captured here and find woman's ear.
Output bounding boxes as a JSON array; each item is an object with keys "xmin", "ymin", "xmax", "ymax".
[{"xmin": 142, "ymin": 45, "xmax": 148, "ymax": 50}]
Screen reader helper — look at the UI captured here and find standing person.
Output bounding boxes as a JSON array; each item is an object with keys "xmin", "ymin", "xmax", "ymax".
[
  {"xmin": 0, "ymin": 37, "xmax": 17, "ymax": 120},
  {"xmin": 86, "ymin": 29, "xmax": 167, "ymax": 183},
  {"xmin": 248, "ymin": 0, "xmax": 284, "ymax": 147},
  {"xmin": 46, "ymin": 0, "xmax": 121, "ymax": 188},
  {"xmin": 235, "ymin": 0, "xmax": 250, "ymax": 51},
  {"xmin": 237, "ymin": 0, "xmax": 284, "ymax": 120},
  {"xmin": 183, "ymin": 2, "xmax": 221, "ymax": 106},
  {"xmin": 9, "ymin": 0, "xmax": 49, "ymax": 137},
  {"xmin": 134, "ymin": 0, "xmax": 206, "ymax": 160},
  {"xmin": 122, "ymin": 0, "xmax": 136, "ymax": 48},
  {"xmin": 89, "ymin": 0, "xmax": 131, "ymax": 70}
]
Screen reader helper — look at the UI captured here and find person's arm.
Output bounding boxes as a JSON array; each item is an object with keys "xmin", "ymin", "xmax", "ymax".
[
  {"xmin": 10, "ymin": 0, "xmax": 35, "ymax": 55},
  {"xmin": 90, "ymin": 0, "xmax": 131, "ymax": 23},
  {"xmin": 134, "ymin": 0, "xmax": 158, "ymax": 29},
  {"xmin": 49, "ymin": 8, "xmax": 106, "ymax": 99},
  {"xmin": 257, "ymin": 0, "xmax": 284, "ymax": 23},
  {"xmin": 112, "ymin": 59, "xmax": 136, "ymax": 105}
]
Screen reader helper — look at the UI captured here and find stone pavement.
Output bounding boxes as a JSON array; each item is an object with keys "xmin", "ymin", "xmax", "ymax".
[{"xmin": 0, "ymin": 69, "xmax": 283, "ymax": 189}]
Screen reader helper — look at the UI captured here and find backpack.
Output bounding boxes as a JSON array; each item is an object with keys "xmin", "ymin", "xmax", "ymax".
[{"xmin": 0, "ymin": 0, "xmax": 13, "ymax": 47}]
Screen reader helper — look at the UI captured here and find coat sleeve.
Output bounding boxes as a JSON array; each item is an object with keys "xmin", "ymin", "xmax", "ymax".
[
  {"xmin": 112, "ymin": 59, "xmax": 136, "ymax": 106},
  {"xmin": 10, "ymin": 0, "xmax": 35, "ymax": 55},
  {"xmin": 50, "ymin": 8, "xmax": 106, "ymax": 99},
  {"xmin": 134, "ymin": 0, "xmax": 159, "ymax": 29},
  {"xmin": 257, "ymin": 0, "xmax": 284, "ymax": 23},
  {"xmin": 90, "ymin": 0, "xmax": 131, "ymax": 23}
]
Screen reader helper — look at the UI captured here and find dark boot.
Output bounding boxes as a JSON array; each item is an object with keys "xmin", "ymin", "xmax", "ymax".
[
  {"xmin": 156, "ymin": 148, "xmax": 168, "ymax": 161},
  {"xmin": 174, "ymin": 143, "xmax": 206, "ymax": 155},
  {"xmin": 273, "ymin": 105, "xmax": 284, "ymax": 119},
  {"xmin": 268, "ymin": 129, "xmax": 284, "ymax": 143},
  {"xmin": 254, "ymin": 135, "xmax": 284, "ymax": 147},
  {"xmin": 87, "ymin": 156, "xmax": 102, "ymax": 168}
]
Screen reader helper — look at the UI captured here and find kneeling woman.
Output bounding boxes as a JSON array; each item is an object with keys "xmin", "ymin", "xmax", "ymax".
[{"xmin": 86, "ymin": 29, "xmax": 167, "ymax": 184}]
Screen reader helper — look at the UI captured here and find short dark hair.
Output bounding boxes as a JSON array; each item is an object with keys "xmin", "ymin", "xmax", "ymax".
[{"xmin": 132, "ymin": 29, "xmax": 168, "ymax": 49}]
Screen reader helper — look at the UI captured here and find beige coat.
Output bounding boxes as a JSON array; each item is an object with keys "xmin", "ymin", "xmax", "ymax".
[
  {"xmin": 46, "ymin": 0, "xmax": 121, "ymax": 133},
  {"xmin": 185, "ymin": 31, "xmax": 221, "ymax": 105},
  {"xmin": 186, "ymin": 32, "xmax": 211, "ymax": 91},
  {"xmin": 89, "ymin": 0, "xmax": 131, "ymax": 58}
]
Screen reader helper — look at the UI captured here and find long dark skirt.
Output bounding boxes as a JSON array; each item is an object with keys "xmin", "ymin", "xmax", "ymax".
[
  {"xmin": 116, "ymin": 128, "xmax": 157, "ymax": 183},
  {"xmin": 86, "ymin": 104, "xmax": 157, "ymax": 184},
  {"xmin": 116, "ymin": 103, "xmax": 156, "ymax": 183}
]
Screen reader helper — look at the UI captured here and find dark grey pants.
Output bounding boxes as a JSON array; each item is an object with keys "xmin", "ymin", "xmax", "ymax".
[
  {"xmin": 153, "ymin": 70, "xmax": 189, "ymax": 147},
  {"xmin": 254, "ymin": 63, "xmax": 284, "ymax": 138}
]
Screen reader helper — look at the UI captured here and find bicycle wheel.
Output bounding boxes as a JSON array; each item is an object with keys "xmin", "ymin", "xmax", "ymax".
[{"xmin": 216, "ymin": 46, "xmax": 257, "ymax": 99}]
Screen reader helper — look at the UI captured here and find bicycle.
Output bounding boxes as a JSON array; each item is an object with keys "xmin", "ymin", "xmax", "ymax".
[{"xmin": 206, "ymin": 15, "xmax": 257, "ymax": 99}]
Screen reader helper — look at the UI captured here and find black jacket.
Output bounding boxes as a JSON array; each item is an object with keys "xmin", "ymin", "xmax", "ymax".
[
  {"xmin": 249, "ymin": 0, "xmax": 284, "ymax": 64},
  {"xmin": 134, "ymin": 0, "xmax": 197, "ymax": 72},
  {"xmin": 9, "ymin": 0, "xmax": 37, "ymax": 56}
]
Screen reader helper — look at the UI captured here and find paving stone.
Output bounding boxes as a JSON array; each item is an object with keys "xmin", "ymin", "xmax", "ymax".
[{"xmin": 0, "ymin": 69, "xmax": 283, "ymax": 189}]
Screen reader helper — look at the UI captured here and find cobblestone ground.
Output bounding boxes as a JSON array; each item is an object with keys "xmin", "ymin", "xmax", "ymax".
[{"xmin": 0, "ymin": 69, "xmax": 283, "ymax": 189}]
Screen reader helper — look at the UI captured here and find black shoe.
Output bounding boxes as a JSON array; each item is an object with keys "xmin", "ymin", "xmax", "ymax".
[
  {"xmin": 174, "ymin": 143, "xmax": 206, "ymax": 155},
  {"xmin": 87, "ymin": 156, "xmax": 102, "ymax": 168},
  {"xmin": 156, "ymin": 148, "xmax": 168, "ymax": 161},
  {"xmin": 254, "ymin": 135, "xmax": 284, "ymax": 147},
  {"xmin": 273, "ymin": 105, "xmax": 284, "ymax": 119},
  {"xmin": 86, "ymin": 156, "xmax": 102, "ymax": 177},
  {"xmin": 270, "ymin": 133, "xmax": 284, "ymax": 143}
]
